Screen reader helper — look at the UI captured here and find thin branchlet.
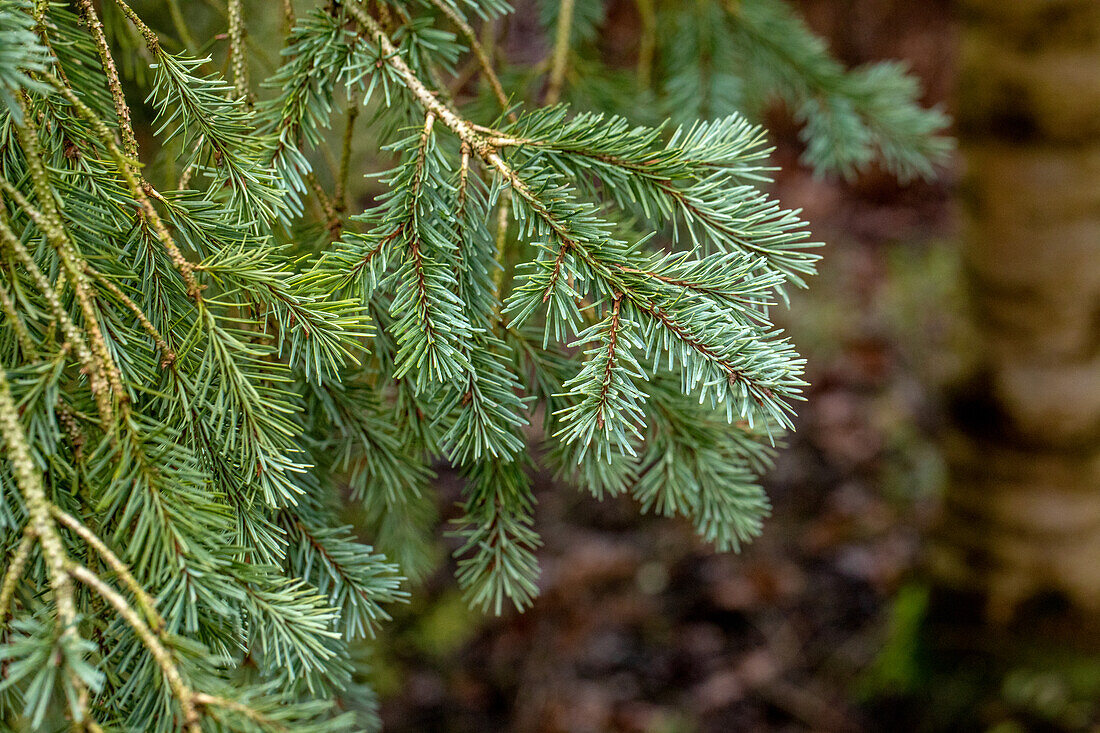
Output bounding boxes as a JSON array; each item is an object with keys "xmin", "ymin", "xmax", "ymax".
[
  {"xmin": 84, "ymin": 265, "xmax": 176, "ymax": 366},
  {"xmin": 545, "ymin": 0, "xmax": 575, "ymax": 104},
  {"xmin": 0, "ymin": 277, "xmax": 36, "ymax": 357},
  {"xmin": 0, "ymin": 529, "xmax": 35, "ymax": 632},
  {"xmin": 75, "ymin": 0, "xmax": 141, "ymax": 161},
  {"xmin": 429, "ymin": 0, "xmax": 515, "ymax": 121},
  {"xmin": 0, "ymin": 366, "xmax": 88, "ymax": 715}
]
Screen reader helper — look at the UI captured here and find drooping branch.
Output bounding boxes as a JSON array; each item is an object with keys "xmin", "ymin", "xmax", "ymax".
[
  {"xmin": 0, "ymin": 365, "xmax": 87, "ymax": 712},
  {"xmin": 7, "ymin": 104, "xmax": 126, "ymax": 405},
  {"xmin": 0, "ymin": 204, "xmax": 114, "ymax": 423}
]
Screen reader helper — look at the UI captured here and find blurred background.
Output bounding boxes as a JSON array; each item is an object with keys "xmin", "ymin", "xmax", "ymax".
[{"xmin": 362, "ymin": 1, "xmax": 1100, "ymax": 731}]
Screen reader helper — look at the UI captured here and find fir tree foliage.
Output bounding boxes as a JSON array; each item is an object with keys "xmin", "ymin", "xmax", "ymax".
[
  {"xmin": 534, "ymin": 0, "xmax": 952, "ymax": 181},
  {"xmin": 0, "ymin": 0, "xmax": 946, "ymax": 727}
]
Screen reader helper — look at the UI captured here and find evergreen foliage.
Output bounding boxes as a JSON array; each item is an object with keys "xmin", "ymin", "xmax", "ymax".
[{"xmin": 0, "ymin": 0, "xmax": 947, "ymax": 728}]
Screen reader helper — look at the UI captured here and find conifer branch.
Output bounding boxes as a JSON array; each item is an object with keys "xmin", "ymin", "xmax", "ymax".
[
  {"xmin": 0, "ymin": 365, "xmax": 88, "ymax": 715},
  {"xmin": 281, "ymin": 0, "xmax": 295, "ymax": 33},
  {"xmin": 44, "ymin": 74, "xmax": 204, "ymax": 298},
  {"xmin": 84, "ymin": 265, "xmax": 176, "ymax": 366},
  {"xmin": 343, "ymin": 4, "xmax": 497, "ymax": 154},
  {"xmin": 66, "ymin": 563, "xmax": 202, "ymax": 733},
  {"xmin": 0, "ymin": 0, "xmax": 949, "ymax": 722},
  {"xmin": 6, "ymin": 109, "xmax": 126, "ymax": 404},
  {"xmin": 0, "ymin": 205, "xmax": 114, "ymax": 423},
  {"xmin": 453, "ymin": 460, "xmax": 540, "ymax": 614},
  {"xmin": 74, "ymin": 0, "xmax": 140, "ymax": 161},
  {"xmin": 340, "ymin": 5, "xmax": 556, "ymax": 262},
  {"xmin": 193, "ymin": 693, "xmax": 289, "ymax": 731},
  {"xmin": 596, "ymin": 294, "xmax": 624, "ymax": 429},
  {"xmin": 335, "ymin": 98, "xmax": 358, "ymax": 215},
  {"xmin": 492, "ymin": 190, "xmax": 510, "ymax": 301},
  {"xmin": 51, "ymin": 507, "xmax": 167, "ymax": 632},
  {"xmin": 107, "ymin": 0, "xmax": 161, "ymax": 48},
  {"xmin": 307, "ymin": 168, "xmax": 340, "ymax": 232}
]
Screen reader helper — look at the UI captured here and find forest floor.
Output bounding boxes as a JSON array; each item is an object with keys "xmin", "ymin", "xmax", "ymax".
[{"xmin": 374, "ymin": 2, "xmax": 961, "ymax": 730}]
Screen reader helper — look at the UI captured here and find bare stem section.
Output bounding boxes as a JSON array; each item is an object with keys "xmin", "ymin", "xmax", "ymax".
[{"xmin": 545, "ymin": 0, "xmax": 575, "ymax": 104}]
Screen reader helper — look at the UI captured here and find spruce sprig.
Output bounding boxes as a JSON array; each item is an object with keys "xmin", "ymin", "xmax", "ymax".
[{"xmin": 0, "ymin": 0, "xmax": 947, "ymax": 728}]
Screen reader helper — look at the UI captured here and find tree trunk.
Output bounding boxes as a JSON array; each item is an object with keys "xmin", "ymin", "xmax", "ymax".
[{"xmin": 930, "ymin": 0, "xmax": 1100, "ymax": 625}]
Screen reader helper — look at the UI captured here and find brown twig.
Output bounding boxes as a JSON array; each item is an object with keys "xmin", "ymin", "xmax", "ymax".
[
  {"xmin": 75, "ymin": 0, "xmax": 141, "ymax": 161},
  {"xmin": 227, "ymin": 0, "xmax": 251, "ymax": 104}
]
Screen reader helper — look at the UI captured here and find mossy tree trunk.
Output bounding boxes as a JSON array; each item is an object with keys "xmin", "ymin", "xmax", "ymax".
[{"xmin": 931, "ymin": 0, "xmax": 1100, "ymax": 624}]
